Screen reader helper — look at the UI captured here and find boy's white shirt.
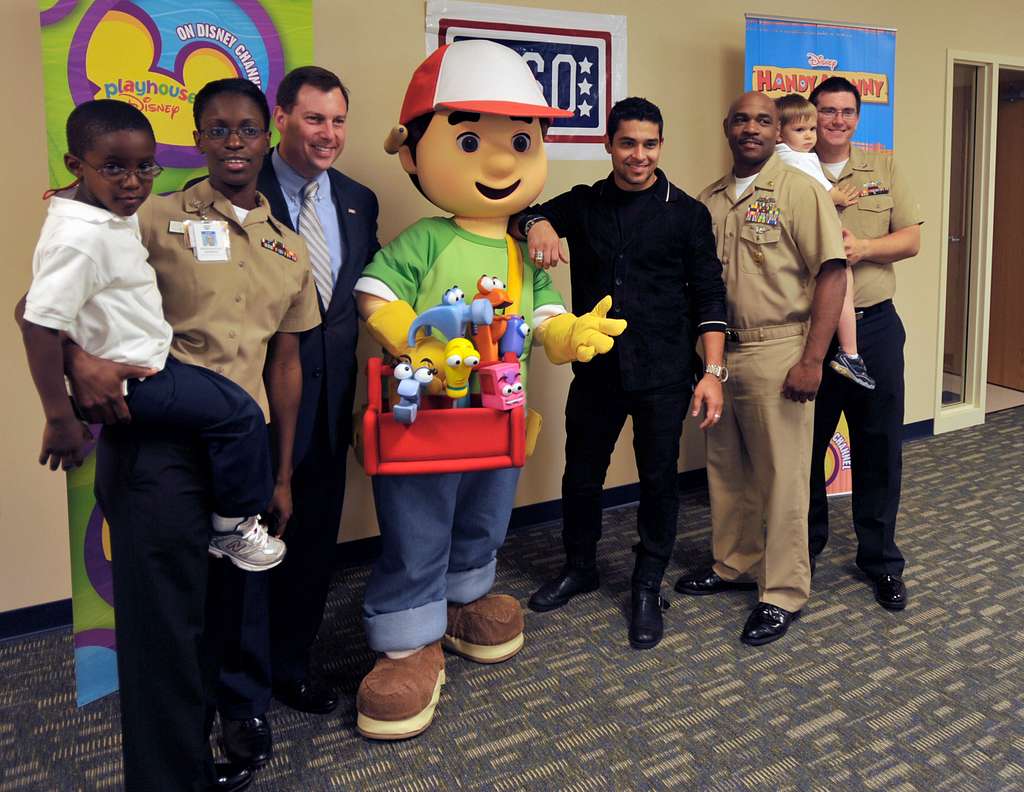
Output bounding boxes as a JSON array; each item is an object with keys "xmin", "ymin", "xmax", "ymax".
[
  {"xmin": 25, "ymin": 196, "xmax": 172, "ymax": 371},
  {"xmin": 774, "ymin": 143, "xmax": 833, "ymax": 191}
]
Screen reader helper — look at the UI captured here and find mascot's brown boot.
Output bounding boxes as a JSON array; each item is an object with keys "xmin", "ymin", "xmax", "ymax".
[
  {"xmin": 443, "ymin": 594, "xmax": 525, "ymax": 663},
  {"xmin": 356, "ymin": 642, "xmax": 445, "ymax": 740}
]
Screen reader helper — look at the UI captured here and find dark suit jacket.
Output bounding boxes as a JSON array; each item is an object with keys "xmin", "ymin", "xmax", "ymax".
[{"xmin": 257, "ymin": 152, "xmax": 380, "ymax": 463}]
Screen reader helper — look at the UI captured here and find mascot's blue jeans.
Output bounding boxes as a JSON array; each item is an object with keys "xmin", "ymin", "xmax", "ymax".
[{"xmin": 363, "ymin": 466, "xmax": 521, "ymax": 652}]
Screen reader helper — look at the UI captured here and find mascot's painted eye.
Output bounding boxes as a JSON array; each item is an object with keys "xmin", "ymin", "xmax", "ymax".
[
  {"xmin": 413, "ymin": 366, "xmax": 435, "ymax": 384},
  {"xmin": 512, "ymin": 382, "xmax": 524, "ymax": 393},
  {"xmin": 464, "ymin": 355, "xmax": 480, "ymax": 367},
  {"xmin": 457, "ymin": 132, "xmax": 480, "ymax": 153},
  {"xmin": 394, "ymin": 362, "xmax": 413, "ymax": 379},
  {"xmin": 479, "ymin": 276, "xmax": 495, "ymax": 291},
  {"xmin": 491, "ymin": 277, "xmax": 506, "ymax": 290},
  {"xmin": 512, "ymin": 133, "xmax": 531, "ymax": 152},
  {"xmin": 443, "ymin": 286, "xmax": 464, "ymax": 304},
  {"xmin": 501, "ymin": 384, "xmax": 514, "ymax": 396},
  {"xmin": 447, "ymin": 354, "xmax": 462, "ymax": 367}
]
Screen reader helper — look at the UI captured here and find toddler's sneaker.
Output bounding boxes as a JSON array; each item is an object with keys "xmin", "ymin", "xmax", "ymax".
[
  {"xmin": 830, "ymin": 350, "xmax": 876, "ymax": 390},
  {"xmin": 209, "ymin": 516, "xmax": 286, "ymax": 571}
]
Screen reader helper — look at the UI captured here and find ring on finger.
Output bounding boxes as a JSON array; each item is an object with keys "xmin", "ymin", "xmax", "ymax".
[{"xmin": 534, "ymin": 250, "xmax": 545, "ymax": 261}]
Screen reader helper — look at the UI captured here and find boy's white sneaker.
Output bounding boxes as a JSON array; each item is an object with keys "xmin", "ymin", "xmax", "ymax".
[{"xmin": 209, "ymin": 516, "xmax": 286, "ymax": 572}]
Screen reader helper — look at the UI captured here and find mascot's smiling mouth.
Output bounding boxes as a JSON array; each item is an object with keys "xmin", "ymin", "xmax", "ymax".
[{"xmin": 475, "ymin": 180, "xmax": 521, "ymax": 199}]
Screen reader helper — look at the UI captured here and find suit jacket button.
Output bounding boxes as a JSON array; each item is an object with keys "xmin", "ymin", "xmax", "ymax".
[{"xmin": 312, "ymin": 367, "xmax": 322, "ymax": 378}]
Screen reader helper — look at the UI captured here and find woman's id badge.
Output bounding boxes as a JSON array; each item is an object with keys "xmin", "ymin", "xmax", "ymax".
[{"xmin": 186, "ymin": 220, "xmax": 230, "ymax": 261}]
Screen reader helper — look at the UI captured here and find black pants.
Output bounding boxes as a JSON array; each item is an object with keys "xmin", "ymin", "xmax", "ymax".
[
  {"xmin": 561, "ymin": 374, "xmax": 688, "ymax": 586},
  {"xmin": 217, "ymin": 389, "xmax": 349, "ymax": 718},
  {"xmin": 809, "ymin": 299, "xmax": 906, "ymax": 578},
  {"xmin": 95, "ymin": 428, "xmax": 223, "ymax": 792},
  {"xmin": 127, "ymin": 356, "xmax": 272, "ymax": 517}
]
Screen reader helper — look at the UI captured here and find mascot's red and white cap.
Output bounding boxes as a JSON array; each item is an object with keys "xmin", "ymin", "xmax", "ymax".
[{"xmin": 399, "ymin": 39, "xmax": 574, "ymax": 125}]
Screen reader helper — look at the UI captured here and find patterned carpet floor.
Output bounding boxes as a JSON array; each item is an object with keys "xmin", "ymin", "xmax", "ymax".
[{"xmin": 2, "ymin": 408, "xmax": 1023, "ymax": 791}]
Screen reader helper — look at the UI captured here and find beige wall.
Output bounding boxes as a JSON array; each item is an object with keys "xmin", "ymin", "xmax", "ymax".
[{"xmin": 4, "ymin": 0, "xmax": 1023, "ymax": 613}]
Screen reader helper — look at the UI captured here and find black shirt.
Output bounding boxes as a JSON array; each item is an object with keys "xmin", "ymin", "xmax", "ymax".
[{"xmin": 526, "ymin": 169, "xmax": 727, "ymax": 391}]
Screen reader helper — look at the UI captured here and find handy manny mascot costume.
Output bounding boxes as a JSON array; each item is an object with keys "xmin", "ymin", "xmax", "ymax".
[{"xmin": 353, "ymin": 39, "xmax": 626, "ymax": 739}]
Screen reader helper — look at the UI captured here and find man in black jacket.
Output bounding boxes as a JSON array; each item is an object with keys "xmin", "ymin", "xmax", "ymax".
[
  {"xmin": 216, "ymin": 66, "xmax": 380, "ymax": 767},
  {"xmin": 519, "ymin": 98, "xmax": 727, "ymax": 649}
]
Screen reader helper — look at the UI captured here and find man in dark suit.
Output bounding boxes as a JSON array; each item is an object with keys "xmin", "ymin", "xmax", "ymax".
[{"xmin": 216, "ymin": 66, "xmax": 380, "ymax": 767}]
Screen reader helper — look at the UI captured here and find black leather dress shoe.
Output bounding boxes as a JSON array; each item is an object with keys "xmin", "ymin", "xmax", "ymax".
[
  {"xmin": 629, "ymin": 588, "xmax": 669, "ymax": 650},
  {"xmin": 873, "ymin": 575, "xmax": 907, "ymax": 611},
  {"xmin": 675, "ymin": 569, "xmax": 757, "ymax": 596},
  {"xmin": 528, "ymin": 564, "xmax": 599, "ymax": 612},
  {"xmin": 221, "ymin": 716, "xmax": 272, "ymax": 769},
  {"xmin": 273, "ymin": 678, "xmax": 339, "ymax": 714},
  {"xmin": 211, "ymin": 760, "xmax": 253, "ymax": 791},
  {"xmin": 740, "ymin": 603, "xmax": 800, "ymax": 646}
]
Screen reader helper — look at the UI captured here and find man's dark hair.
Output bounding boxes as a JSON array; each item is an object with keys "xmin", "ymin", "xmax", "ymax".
[
  {"xmin": 275, "ymin": 66, "xmax": 349, "ymax": 111},
  {"xmin": 193, "ymin": 78, "xmax": 270, "ymax": 130},
  {"xmin": 809, "ymin": 76, "xmax": 862, "ymax": 114},
  {"xmin": 607, "ymin": 97, "xmax": 663, "ymax": 141},
  {"xmin": 66, "ymin": 99, "xmax": 155, "ymax": 158}
]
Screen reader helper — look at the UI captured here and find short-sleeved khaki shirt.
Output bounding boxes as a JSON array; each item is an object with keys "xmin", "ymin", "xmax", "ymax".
[
  {"xmin": 137, "ymin": 179, "xmax": 321, "ymax": 417},
  {"xmin": 823, "ymin": 148, "xmax": 923, "ymax": 307},
  {"xmin": 699, "ymin": 154, "xmax": 846, "ymax": 330}
]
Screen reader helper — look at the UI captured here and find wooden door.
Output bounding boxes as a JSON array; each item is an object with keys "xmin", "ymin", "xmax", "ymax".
[
  {"xmin": 988, "ymin": 94, "xmax": 1024, "ymax": 391},
  {"xmin": 943, "ymin": 81, "xmax": 972, "ymax": 378}
]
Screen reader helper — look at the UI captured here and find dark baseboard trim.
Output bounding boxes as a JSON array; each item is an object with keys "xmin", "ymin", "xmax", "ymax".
[
  {"xmin": 0, "ymin": 422, "xmax": 938, "ymax": 642},
  {"xmin": 0, "ymin": 599, "xmax": 72, "ymax": 642}
]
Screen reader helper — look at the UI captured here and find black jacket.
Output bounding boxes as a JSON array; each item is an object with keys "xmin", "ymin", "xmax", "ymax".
[
  {"xmin": 257, "ymin": 153, "xmax": 380, "ymax": 463},
  {"xmin": 529, "ymin": 170, "xmax": 726, "ymax": 391}
]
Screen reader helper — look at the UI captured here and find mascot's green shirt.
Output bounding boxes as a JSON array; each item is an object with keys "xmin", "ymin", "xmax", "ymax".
[{"xmin": 360, "ymin": 217, "xmax": 565, "ymax": 380}]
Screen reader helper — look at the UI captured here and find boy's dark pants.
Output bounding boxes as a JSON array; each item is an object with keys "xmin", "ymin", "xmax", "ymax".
[
  {"xmin": 95, "ymin": 429, "xmax": 226, "ymax": 792},
  {"xmin": 560, "ymin": 373, "xmax": 688, "ymax": 586},
  {"xmin": 126, "ymin": 355, "xmax": 272, "ymax": 517}
]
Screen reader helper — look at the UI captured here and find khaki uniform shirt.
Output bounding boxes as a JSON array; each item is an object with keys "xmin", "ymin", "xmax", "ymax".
[
  {"xmin": 137, "ymin": 179, "xmax": 321, "ymax": 418},
  {"xmin": 823, "ymin": 148, "xmax": 923, "ymax": 307},
  {"xmin": 699, "ymin": 154, "xmax": 846, "ymax": 330}
]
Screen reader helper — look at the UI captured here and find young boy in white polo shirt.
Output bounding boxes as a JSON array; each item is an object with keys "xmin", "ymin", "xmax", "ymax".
[
  {"xmin": 775, "ymin": 93, "xmax": 874, "ymax": 389},
  {"xmin": 19, "ymin": 99, "xmax": 285, "ymax": 570}
]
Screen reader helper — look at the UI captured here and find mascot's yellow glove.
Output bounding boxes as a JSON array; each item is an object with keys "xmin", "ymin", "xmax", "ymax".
[
  {"xmin": 364, "ymin": 299, "xmax": 419, "ymax": 358},
  {"xmin": 541, "ymin": 296, "xmax": 627, "ymax": 365}
]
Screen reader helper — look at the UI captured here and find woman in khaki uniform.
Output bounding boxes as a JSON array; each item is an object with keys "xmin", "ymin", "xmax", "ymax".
[{"xmin": 675, "ymin": 92, "xmax": 847, "ymax": 647}]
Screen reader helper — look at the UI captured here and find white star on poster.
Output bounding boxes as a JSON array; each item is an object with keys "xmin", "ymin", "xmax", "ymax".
[
  {"xmin": 578, "ymin": 78, "xmax": 592, "ymax": 95},
  {"xmin": 579, "ymin": 57, "xmax": 592, "ymax": 74},
  {"xmin": 578, "ymin": 100, "xmax": 592, "ymax": 117}
]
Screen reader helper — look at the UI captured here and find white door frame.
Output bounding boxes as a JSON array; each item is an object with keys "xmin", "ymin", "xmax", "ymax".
[{"xmin": 933, "ymin": 51, "xmax": 1024, "ymax": 434}]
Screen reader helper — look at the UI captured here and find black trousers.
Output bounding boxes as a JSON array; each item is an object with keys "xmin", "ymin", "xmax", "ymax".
[
  {"xmin": 217, "ymin": 388, "xmax": 349, "ymax": 718},
  {"xmin": 808, "ymin": 299, "xmax": 906, "ymax": 578},
  {"xmin": 95, "ymin": 428, "xmax": 223, "ymax": 792},
  {"xmin": 561, "ymin": 373, "xmax": 688, "ymax": 586}
]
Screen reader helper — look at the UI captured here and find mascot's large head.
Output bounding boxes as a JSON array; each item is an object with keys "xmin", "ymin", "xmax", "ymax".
[{"xmin": 385, "ymin": 40, "xmax": 572, "ymax": 220}]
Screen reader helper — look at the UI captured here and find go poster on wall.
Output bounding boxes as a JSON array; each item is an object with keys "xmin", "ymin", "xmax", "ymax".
[
  {"xmin": 38, "ymin": 0, "xmax": 312, "ymax": 707},
  {"xmin": 744, "ymin": 14, "xmax": 896, "ymax": 152},
  {"xmin": 39, "ymin": 0, "xmax": 313, "ymax": 196},
  {"xmin": 426, "ymin": 0, "xmax": 627, "ymax": 160}
]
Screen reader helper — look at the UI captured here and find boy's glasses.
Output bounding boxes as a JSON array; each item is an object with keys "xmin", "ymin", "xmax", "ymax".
[
  {"xmin": 199, "ymin": 125, "xmax": 266, "ymax": 140},
  {"xmin": 818, "ymin": 107, "xmax": 858, "ymax": 119},
  {"xmin": 82, "ymin": 161, "xmax": 164, "ymax": 182}
]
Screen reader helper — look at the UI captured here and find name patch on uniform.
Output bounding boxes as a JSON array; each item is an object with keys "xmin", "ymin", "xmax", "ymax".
[
  {"xmin": 745, "ymin": 196, "xmax": 780, "ymax": 226},
  {"xmin": 261, "ymin": 238, "xmax": 298, "ymax": 261},
  {"xmin": 858, "ymin": 180, "xmax": 889, "ymax": 197}
]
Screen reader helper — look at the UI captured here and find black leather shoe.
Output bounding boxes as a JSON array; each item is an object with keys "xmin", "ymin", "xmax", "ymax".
[
  {"xmin": 675, "ymin": 569, "xmax": 757, "ymax": 596},
  {"xmin": 740, "ymin": 603, "xmax": 800, "ymax": 646},
  {"xmin": 221, "ymin": 716, "xmax": 272, "ymax": 769},
  {"xmin": 629, "ymin": 588, "xmax": 669, "ymax": 650},
  {"xmin": 273, "ymin": 678, "xmax": 339, "ymax": 714},
  {"xmin": 528, "ymin": 565, "xmax": 599, "ymax": 612},
  {"xmin": 210, "ymin": 760, "xmax": 253, "ymax": 791},
  {"xmin": 873, "ymin": 575, "xmax": 907, "ymax": 611}
]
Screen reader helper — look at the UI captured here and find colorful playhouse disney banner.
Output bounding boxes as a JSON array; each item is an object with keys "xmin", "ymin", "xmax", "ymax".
[
  {"xmin": 38, "ymin": 0, "xmax": 312, "ymax": 706},
  {"xmin": 744, "ymin": 14, "xmax": 896, "ymax": 152},
  {"xmin": 426, "ymin": 1, "xmax": 627, "ymax": 160},
  {"xmin": 39, "ymin": 0, "xmax": 312, "ymax": 196}
]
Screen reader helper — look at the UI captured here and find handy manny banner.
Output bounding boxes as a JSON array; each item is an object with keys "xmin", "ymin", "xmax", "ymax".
[
  {"xmin": 744, "ymin": 14, "xmax": 896, "ymax": 152},
  {"xmin": 38, "ymin": 0, "xmax": 312, "ymax": 706},
  {"xmin": 426, "ymin": 0, "xmax": 627, "ymax": 160}
]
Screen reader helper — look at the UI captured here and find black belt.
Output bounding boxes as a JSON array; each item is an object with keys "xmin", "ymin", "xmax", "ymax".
[{"xmin": 854, "ymin": 298, "xmax": 893, "ymax": 320}]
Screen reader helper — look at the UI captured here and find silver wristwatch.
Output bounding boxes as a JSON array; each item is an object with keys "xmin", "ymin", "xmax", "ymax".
[
  {"xmin": 521, "ymin": 215, "xmax": 547, "ymax": 236},
  {"xmin": 705, "ymin": 362, "xmax": 729, "ymax": 383}
]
